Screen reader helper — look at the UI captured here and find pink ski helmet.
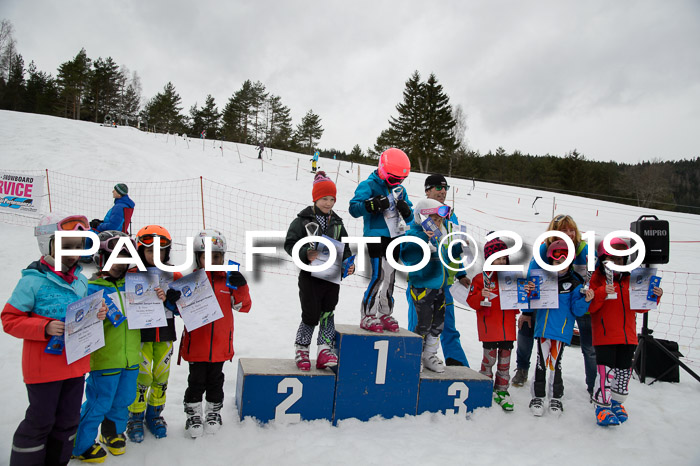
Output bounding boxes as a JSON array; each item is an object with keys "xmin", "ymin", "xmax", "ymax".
[
  {"xmin": 378, "ymin": 148, "xmax": 411, "ymax": 186},
  {"xmin": 597, "ymin": 237, "xmax": 628, "ymax": 258}
]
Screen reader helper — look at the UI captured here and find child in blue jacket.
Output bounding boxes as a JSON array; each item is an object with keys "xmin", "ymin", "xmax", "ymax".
[
  {"xmin": 349, "ymin": 148, "xmax": 412, "ymax": 333},
  {"xmin": 400, "ymin": 198, "xmax": 462, "ymax": 373},
  {"xmin": 520, "ymin": 240, "xmax": 594, "ymax": 417}
]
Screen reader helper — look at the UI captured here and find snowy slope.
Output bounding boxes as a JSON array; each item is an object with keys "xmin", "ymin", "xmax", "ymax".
[{"xmin": 1, "ymin": 111, "xmax": 699, "ymax": 466}]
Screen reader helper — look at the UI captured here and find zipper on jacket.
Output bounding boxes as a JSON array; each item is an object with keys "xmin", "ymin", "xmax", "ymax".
[
  {"xmin": 561, "ymin": 318, "xmax": 567, "ymax": 334},
  {"xmin": 619, "ymin": 277, "xmax": 628, "ymax": 344},
  {"xmin": 208, "ymin": 270, "xmax": 215, "ymax": 362},
  {"xmin": 482, "ymin": 315, "xmax": 487, "ymax": 335},
  {"xmin": 502, "ymin": 310, "xmax": 506, "ymax": 340},
  {"xmin": 601, "ymin": 317, "xmax": 606, "ymax": 335}
]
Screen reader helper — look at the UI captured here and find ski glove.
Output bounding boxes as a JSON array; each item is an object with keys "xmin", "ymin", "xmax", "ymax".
[
  {"xmin": 164, "ymin": 289, "xmax": 181, "ymax": 314},
  {"xmin": 365, "ymin": 195, "xmax": 390, "ymax": 214},
  {"xmin": 227, "ymin": 271, "xmax": 247, "ymax": 289},
  {"xmin": 90, "ymin": 219, "xmax": 102, "ymax": 229},
  {"xmin": 396, "ymin": 199, "xmax": 412, "ymax": 220}
]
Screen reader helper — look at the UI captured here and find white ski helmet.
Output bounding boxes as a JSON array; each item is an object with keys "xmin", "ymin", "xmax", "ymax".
[
  {"xmin": 193, "ymin": 229, "xmax": 227, "ymax": 267},
  {"xmin": 193, "ymin": 229, "xmax": 227, "ymax": 253},
  {"xmin": 413, "ymin": 198, "xmax": 445, "ymax": 225},
  {"xmin": 35, "ymin": 212, "xmax": 89, "ymax": 256}
]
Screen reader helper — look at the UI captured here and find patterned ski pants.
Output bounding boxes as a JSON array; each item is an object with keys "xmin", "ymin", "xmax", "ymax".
[
  {"xmin": 532, "ymin": 338, "xmax": 565, "ymax": 399},
  {"xmin": 129, "ymin": 341, "xmax": 173, "ymax": 413}
]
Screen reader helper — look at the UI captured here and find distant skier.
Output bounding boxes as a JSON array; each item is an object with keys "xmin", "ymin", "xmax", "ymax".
[
  {"xmin": 257, "ymin": 142, "xmax": 265, "ymax": 159},
  {"xmin": 311, "ymin": 150, "xmax": 319, "ymax": 173}
]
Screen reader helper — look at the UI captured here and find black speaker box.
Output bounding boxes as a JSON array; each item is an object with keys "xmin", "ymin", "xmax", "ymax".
[
  {"xmin": 635, "ymin": 338, "xmax": 683, "ymax": 383},
  {"xmin": 630, "ymin": 215, "xmax": 669, "ymax": 265}
]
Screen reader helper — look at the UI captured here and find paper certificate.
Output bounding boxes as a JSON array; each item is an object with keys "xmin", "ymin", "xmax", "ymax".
[
  {"xmin": 527, "ymin": 269, "xmax": 559, "ymax": 309},
  {"xmin": 171, "ymin": 269, "xmax": 223, "ymax": 332},
  {"xmin": 125, "ymin": 273, "xmax": 167, "ymax": 329},
  {"xmin": 64, "ymin": 290, "xmax": 105, "ymax": 365},
  {"xmin": 450, "ymin": 281, "xmax": 470, "ymax": 308},
  {"xmin": 498, "ymin": 271, "xmax": 528, "ymax": 310},
  {"xmin": 310, "ymin": 235, "xmax": 345, "ymax": 285},
  {"xmin": 146, "ymin": 267, "xmax": 176, "ymax": 318},
  {"xmin": 629, "ymin": 267, "xmax": 659, "ymax": 310}
]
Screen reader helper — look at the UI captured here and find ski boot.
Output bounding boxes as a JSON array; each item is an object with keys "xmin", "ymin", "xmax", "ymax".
[
  {"xmin": 511, "ymin": 368, "xmax": 528, "ymax": 387},
  {"xmin": 145, "ymin": 404, "xmax": 168, "ymax": 439},
  {"xmin": 360, "ymin": 315, "xmax": 383, "ymax": 333},
  {"xmin": 595, "ymin": 406, "xmax": 620, "ymax": 426},
  {"xmin": 549, "ymin": 398, "xmax": 563, "ymax": 417},
  {"xmin": 295, "ymin": 344, "xmax": 311, "ymax": 371},
  {"xmin": 204, "ymin": 401, "xmax": 223, "ymax": 434},
  {"xmin": 610, "ymin": 400, "xmax": 628, "ymax": 423},
  {"xmin": 73, "ymin": 443, "xmax": 107, "ymax": 463},
  {"xmin": 126, "ymin": 411, "xmax": 145, "ymax": 443},
  {"xmin": 184, "ymin": 402, "xmax": 204, "ymax": 438},
  {"xmin": 493, "ymin": 390, "xmax": 514, "ymax": 412},
  {"xmin": 422, "ymin": 352, "xmax": 446, "ymax": 373},
  {"xmin": 529, "ymin": 397, "xmax": 545, "ymax": 417},
  {"xmin": 378, "ymin": 314, "xmax": 399, "ymax": 333},
  {"xmin": 316, "ymin": 345, "xmax": 338, "ymax": 370},
  {"xmin": 99, "ymin": 418, "xmax": 126, "ymax": 455}
]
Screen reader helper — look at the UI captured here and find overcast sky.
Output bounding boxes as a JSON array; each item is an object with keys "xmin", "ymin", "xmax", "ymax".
[{"xmin": 4, "ymin": 0, "xmax": 700, "ymax": 163}]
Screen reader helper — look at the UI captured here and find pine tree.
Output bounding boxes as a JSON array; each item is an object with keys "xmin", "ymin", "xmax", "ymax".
[
  {"xmin": 190, "ymin": 95, "xmax": 220, "ymax": 139},
  {"xmin": 375, "ymin": 71, "xmax": 458, "ymax": 173},
  {"xmin": 57, "ymin": 48, "xmax": 91, "ymax": 119},
  {"xmin": 419, "ymin": 73, "xmax": 457, "ymax": 172},
  {"xmin": 295, "ymin": 109, "xmax": 324, "ymax": 154},
  {"xmin": 24, "ymin": 60, "xmax": 60, "ymax": 115},
  {"xmin": 142, "ymin": 82, "xmax": 184, "ymax": 133},
  {"xmin": 85, "ymin": 56, "xmax": 120, "ymax": 122},
  {"xmin": 1, "ymin": 51, "xmax": 24, "ymax": 110},
  {"xmin": 267, "ymin": 94, "xmax": 293, "ymax": 149}
]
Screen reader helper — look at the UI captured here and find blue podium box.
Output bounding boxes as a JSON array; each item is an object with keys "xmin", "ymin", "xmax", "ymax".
[
  {"xmin": 235, "ymin": 358, "xmax": 336, "ymax": 424},
  {"xmin": 332, "ymin": 324, "xmax": 422, "ymax": 424},
  {"xmin": 417, "ymin": 366, "xmax": 493, "ymax": 415}
]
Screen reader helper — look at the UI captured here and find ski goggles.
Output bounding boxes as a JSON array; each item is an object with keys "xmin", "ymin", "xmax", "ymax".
[
  {"xmin": 100, "ymin": 236, "xmax": 137, "ymax": 254},
  {"xmin": 427, "ymin": 185, "xmax": 450, "ymax": 192},
  {"xmin": 138, "ymin": 234, "xmax": 172, "ymax": 248},
  {"xmin": 385, "ymin": 174, "xmax": 406, "ymax": 187},
  {"xmin": 420, "ymin": 205, "xmax": 452, "ymax": 218},
  {"xmin": 547, "ymin": 249, "xmax": 569, "ymax": 261},
  {"xmin": 34, "ymin": 215, "xmax": 89, "ymax": 236}
]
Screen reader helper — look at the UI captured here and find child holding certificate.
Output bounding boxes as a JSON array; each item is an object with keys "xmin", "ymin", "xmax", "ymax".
[
  {"xmin": 2, "ymin": 213, "xmax": 107, "ymax": 465},
  {"xmin": 127, "ymin": 225, "xmax": 182, "ymax": 442},
  {"xmin": 588, "ymin": 238, "xmax": 663, "ymax": 426},
  {"xmin": 520, "ymin": 240, "xmax": 594, "ymax": 417},
  {"xmin": 72, "ymin": 231, "xmax": 144, "ymax": 461},
  {"xmin": 400, "ymin": 198, "xmax": 462, "ymax": 374},
  {"xmin": 284, "ymin": 172, "xmax": 354, "ymax": 372},
  {"xmin": 180, "ymin": 229, "xmax": 251, "ymax": 438},
  {"xmin": 467, "ymin": 238, "xmax": 519, "ymax": 411}
]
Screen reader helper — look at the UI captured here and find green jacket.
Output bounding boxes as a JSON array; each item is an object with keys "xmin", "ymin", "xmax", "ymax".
[
  {"xmin": 284, "ymin": 206, "xmax": 352, "ymax": 267},
  {"xmin": 87, "ymin": 276, "xmax": 142, "ymax": 371}
]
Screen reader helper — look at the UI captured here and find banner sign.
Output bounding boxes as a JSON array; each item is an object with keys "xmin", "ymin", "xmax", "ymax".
[{"xmin": 0, "ymin": 171, "xmax": 44, "ymax": 215}]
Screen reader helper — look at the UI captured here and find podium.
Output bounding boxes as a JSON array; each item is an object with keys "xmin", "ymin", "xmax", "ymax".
[
  {"xmin": 332, "ymin": 324, "xmax": 422, "ymax": 423},
  {"xmin": 417, "ymin": 366, "xmax": 493, "ymax": 415},
  {"xmin": 235, "ymin": 358, "xmax": 336, "ymax": 423},
  {"xmin": 235, "ymin": 324, "xmax": 493, "ymax": 424}
]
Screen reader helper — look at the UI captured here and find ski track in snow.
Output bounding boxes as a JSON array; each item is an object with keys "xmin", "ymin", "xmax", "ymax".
[{"xmin": 0, "ymin": 111, "xmax": 699, "ymax": 465}]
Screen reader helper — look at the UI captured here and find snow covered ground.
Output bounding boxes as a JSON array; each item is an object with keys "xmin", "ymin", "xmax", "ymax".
[{"xmin": 1, "ymin": 110, "xmax": 699, "ymax": 465}]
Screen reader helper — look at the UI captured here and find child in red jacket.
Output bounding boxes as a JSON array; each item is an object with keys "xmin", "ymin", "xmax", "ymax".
[
  {"xmin": 179, "ymin": 229, "xmax": 251, "ymax": 438},
  {"xmin": 588, "ymin": 237, "xmax": 662, "ymax": 426},
  {"xmin": 467, "ymin": 238, "xmax": 519, "ymax": 411}
]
